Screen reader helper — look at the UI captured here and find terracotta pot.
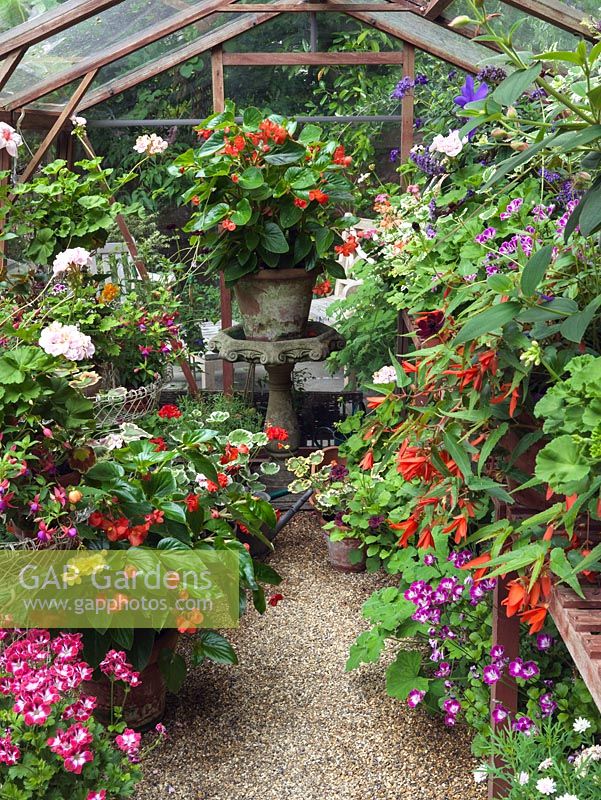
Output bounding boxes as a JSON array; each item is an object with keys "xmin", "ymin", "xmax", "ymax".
[
  {"xmin": 233, "ymin": 268, "xmax": 317, "ymax": 341},
  {"xmin": 323, "ymin": 532, "xmax": 366, "ymax": 573},
  {"xmin": 83, "ymin": 630, "xmax": 179, "ymax": 729}
]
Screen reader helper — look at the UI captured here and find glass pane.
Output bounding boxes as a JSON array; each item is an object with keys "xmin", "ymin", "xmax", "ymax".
[
  {"xmin": 445, "ymin": 0, "xmax": 581, "ymax": 51},
  {"xmin": 0, "ymin": 1, "xmax": 71, "ymax": 34},
  {"xmin": 1, "ymin": 0, "xmax": 203, "ymax": 101}
]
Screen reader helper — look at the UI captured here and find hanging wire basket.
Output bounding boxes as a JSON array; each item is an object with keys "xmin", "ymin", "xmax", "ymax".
[{"xmin": 92, "ymin": 367, "xmax": 172, "ymax": 431}]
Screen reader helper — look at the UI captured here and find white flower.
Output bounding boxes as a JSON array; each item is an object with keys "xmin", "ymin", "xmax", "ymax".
[
  {"xmin": 574, "ymin": 744, "xmax": 601, "ymax": 776},
  {"xmin": 195, "ymin": 474, "xmax": 209, "ymax": 489},
  {"xmin": 473, "ymin": 764, "xmax": 488, "ymax": 784},
  {"xmin": 39, "ymin": 321, "xmax": 95, "ymax": 362},
  {"xmin": 536, "ymin": 777, "xmax": 557, "ymax": 796},
  {"xmin": 557, "ymin": 795, "xmax": 579, "ymax": 800},
  {"xmin": 97, "ymin": 433, "xmax": 124, "ymax": 451},
  {"xmin": 429, "ymin": 129, "xmax": 467, "ymax": 158},
  {"xmin": 70, "ymin": 115, "xmax": 87, "ymax": 128},
  {"xmin": 52, "ymin": 247, "xmax": 91, "ymax": 277},
  {"xmin": 518, "ymin": 772, "xmax": 530, "ymax": 785},
  {"xmin": 573, "ymin": 717, "xmax": 591, "ymax": 734},
  {"xmin": 372, "ymin": 365, "xmax": 397, "ymax": 385},
  {"xmin": 538, "ymin": 758, "xmax": 553, "ymax": 771},
  {"xmin": 357, "ymin": 172, "xmax": 370, "ymax": 185},
  {"xmin": 133, "ymin": 133, "xmax": 168, "ymax": 155},
  {"xmin": 0, "ymin": 122, "xmax": 22, "ymax": 157}
]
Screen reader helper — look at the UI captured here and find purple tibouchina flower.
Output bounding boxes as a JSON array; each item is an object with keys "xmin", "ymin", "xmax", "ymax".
[
  {"xmin": 536, "ymin": 633, "xmax": 554, "ymax": 651},
  {"xmin": 454, "ymin": 75, "xmax": 489, "ymax": 108},
  {"xmin": 483, "ymin": 664, "xmax": 502, "ymax": 685},
  {"xmin": 407, "ymin": 689, "xmax": 426, "ymax": 708}
]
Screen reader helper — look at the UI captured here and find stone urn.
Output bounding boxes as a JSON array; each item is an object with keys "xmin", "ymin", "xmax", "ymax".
[{"xmin": 233, "ymin": 268, "xmax": 316, "ymax": 341}]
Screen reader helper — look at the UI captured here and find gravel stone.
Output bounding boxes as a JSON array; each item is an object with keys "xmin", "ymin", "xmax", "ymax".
[{"xmin": 135, "ymin": 512, "xmax": 486, "ymax": 800}]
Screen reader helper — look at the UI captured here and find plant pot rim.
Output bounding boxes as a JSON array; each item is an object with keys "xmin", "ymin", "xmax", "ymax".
[{"xmin": 240, "ymin": 268, "xmax": 317, "ymax": 282}]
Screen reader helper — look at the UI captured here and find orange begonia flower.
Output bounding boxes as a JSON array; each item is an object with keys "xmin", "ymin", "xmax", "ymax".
[{"xmin": 519, "ymin": 605, "xmax": 548, "ymax": 634}]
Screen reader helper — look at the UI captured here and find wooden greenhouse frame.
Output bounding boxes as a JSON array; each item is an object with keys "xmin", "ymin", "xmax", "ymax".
[{"xmin": 0, "ymin": 0, "xmax": 595, "ymax": 393}]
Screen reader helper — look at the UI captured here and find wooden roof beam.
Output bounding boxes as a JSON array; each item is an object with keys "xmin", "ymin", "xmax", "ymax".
[
  {"xmin": 0, "ymin": 0, "xmax": 126, "ymax": 60},
  {"xmin": 2, "ymin": 0, "xmax": 240, "ymax": 110},
  {"xmin": 423, "ymin": 0, "xmax": 453, "ymax": 20},
  {"xmin": 500, "ymin": 0, "xmax": 594, "ymax": 41}
]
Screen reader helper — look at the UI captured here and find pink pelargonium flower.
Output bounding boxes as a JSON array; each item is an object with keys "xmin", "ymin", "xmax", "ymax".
[
  {"xmin": 87, "ymin": 792, "xmax": 107, "ymax": 800},
  {"xmin": 64, "ymin": 749, "xmax": 94, "ymax": 774},
  {"xmin": 0, "ymin": 122, "xmax": 22, "ymax": 157},
  {"xmin": 115, "ymin": 728, "xmax": 141, "ymax": 754},
  {"xmin": 52, "ymin": 247, "xmax": 91, "ymax": 277},
  {"xmin": 39, "ymin": 321, "xmax": 95, "ymax": 362}
]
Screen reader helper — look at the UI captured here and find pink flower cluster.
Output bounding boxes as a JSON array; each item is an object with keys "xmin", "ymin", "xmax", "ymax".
[
  {"xmin": 0, "ymin": 629, "xmax": 143, "ymax": 791},
  {"xmin": 99, "ymin": 649, "xmax": 141, "ymax": 686},
  {"xmin": 39, "ymin": 321, "xmax": 95, "ymax": 362}
]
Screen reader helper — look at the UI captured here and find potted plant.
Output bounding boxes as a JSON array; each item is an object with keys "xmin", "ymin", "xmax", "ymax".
[
  {"xmin": 171, "ymin": 103, "xmax": 354, "ymax": 341},
  {"xmin": 287, "ymin": 450, "xmax": 367, "ymax": 572}
]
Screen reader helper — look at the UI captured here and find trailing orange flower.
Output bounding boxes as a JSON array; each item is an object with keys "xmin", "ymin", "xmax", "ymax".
[
  {"xmin": 396, "ymin": 440, "xmax": 437, "ymax": 483},
  {"xmin": 519, "ymin": 605, "xmax": 548, "ymax": 634},
  {"xmin": 359, "ymin": 450, "xmax": 374, "ymax": 470},
  {"xmin": 389, "ymin": 516, "xmax": 419, "ymax": 547},
  {"xmin": 441, "ymin": 514, "xmax": 468, "ymax": 544}
]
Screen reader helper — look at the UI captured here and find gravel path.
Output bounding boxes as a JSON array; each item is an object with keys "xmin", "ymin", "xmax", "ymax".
[{"xmin": 136, "ymin": 512, "xmax": 485, "ymax": 800}]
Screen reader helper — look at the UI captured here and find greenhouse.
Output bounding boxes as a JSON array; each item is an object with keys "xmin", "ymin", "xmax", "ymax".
[{"xmin": 0, "ymin": 0, "xmax": 600, "ymax": 798}]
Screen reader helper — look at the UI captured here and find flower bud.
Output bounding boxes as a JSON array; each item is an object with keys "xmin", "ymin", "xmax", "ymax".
[
  {"xmin": 449, "ymin": 15, "xmax": 472, "ymax": 28},
  {"xmin": 510, "ymin": 141, "xmax": 529, "ymax": 151},
  {"xmin": 491, "ymin": 128, "xmax": 507, "ymax": 138},
  {"xmin": 506, "ymin": 106, "xmax": 518, "ymax": 118}
]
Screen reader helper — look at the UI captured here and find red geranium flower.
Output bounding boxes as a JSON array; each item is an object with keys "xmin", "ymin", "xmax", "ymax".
[
  {"xmin": 150, "ymin": 437, "xmax": 167, "ymax": 452},
  {"xmin": 185, "ymin": 494, "xmax": 200, "ymax": 512},
  {"xmin": 268, "ymin": 593, "xmax": 284, "ymax": 607},
  {"xmin": 157, "ymin": 404, "xmax": 181, "ymax": 420},
  {"xmin": 266, "ymin": 426, "xmax": 288, "ymax": 442}
]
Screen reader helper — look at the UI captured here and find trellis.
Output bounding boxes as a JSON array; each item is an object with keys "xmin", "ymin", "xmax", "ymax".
[{"xmin": 0, "ymin": 0, "xmax": 594, "ymax": 393}]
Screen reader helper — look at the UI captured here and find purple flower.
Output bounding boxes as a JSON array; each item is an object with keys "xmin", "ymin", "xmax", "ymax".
[
  {"xmin": 485, "ymin": 264, "xmax": 500, "ymax": 276},
  {"xmin": 391, "ymin": 76, "xmax": 415, "ymax": 99},
  {"xmin": 512, "ymin": 715, "xmax": 535, "ymax": 734},
  {"xmin": 407, "ymin": 689, "xmax": 426, "ymax": 708},
  {"xmin": 536, "ymin": 633, "xmax": 554, "ymax": 651},
  {"xmin": 476, "ymin": 65, "xmax": 507, "ymax": 85},
  {"xmin": 409, "ymin": 150, "xmax": 446, "ymax": 176},
  {"xmin": 414, "ymin": 117, "xmax": 424, "ymax": 130},
  {"xmin": 330, "ymin": 464, "xmax": 349, "ymax": 481},
  {"xmin": 463, "ymin": 273, "xmax": 478, "ymax": 283},
  {"xmin": 368, "ymin": 514, "xmax": 386, "ymax": 529},
  {"xmin": 538, "ymin": 167, "xmax": 561, "ymax": 183},
  {"xmin": 500, "ymin": 198, "xmax": 523, "ymax": 220},
  {"xmin": 527, "ymin": 87, "xmax": 547, "ymax": 100},
  {"xmin": 415, "ymin": 73, "xmax": 429, "ymax": 85},
  {"xmin": 475, "ymin": 226, "xmax": 496, "ymax": 244},
  {"xmin": 333, "ymin": 511, "xmax": 346, "ymax": 528},
  {"xmin": 532, "ymin": 203, "xmax": 555, "ymax": 221},
  {"xmin": 520, "ymin": 660, "xmax": 540, "ymax": 680},
  {"xmin": 444, "ymin": 714, "xmax": 457, "ymax": 726},
  {"xmin": 482, "ymin": 664, "xmax": 502, "ymax": 685},
  {"xmin": 423, "ymin": 554, "xmax": 436, "ymax": 566},
  {"xmin": 454, "ymin": 75, "xmax": 489, "ymax": 108},
  {"xmin": 490, "ymin": 645, "xmax": 505, "ymax": 661},
  {"xmin": 508, "ymin": 658, "xmax": 524, "ymax": 678},
  {"xmin": 435, "ymin": 662, "xmax": 451, "ymax": 678},
  {"xmin": 491, "ymin": 703, "xmax": 510, "ymax": 725},
  {"xmin": 425, "ymin": 225, "xmax": 437, "ymax": 239},
  {"xmin": 539, "ymin": 692, "xmax": 557, "ymax": 717},
  {"xmin": 389, "ymin": 148, "xmax": 399, "ymax": 163},
  {"xmin": 470, "ymin": 584, "xmax": 485, "ymax": 605},
  {"xmin": 443, "ymin": 698, "xmax": 461, "ymax": 716},
  {"xmin": 52, "ymin": 283, "xmax": 67, "ymax": 294},
  {"xmin": 428, "ymin": 198, "xmax": 437, "ymax": 220}
]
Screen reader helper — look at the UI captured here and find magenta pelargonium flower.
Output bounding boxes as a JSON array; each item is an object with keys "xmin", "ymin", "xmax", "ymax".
[
  {"xmin": 536, "ymin": 633, "xmax": 554, "ymax": 651},
  {"xmin": 407, "ymin": 689, "xmax": 426, "ymax": 708},
  {"xmin": 482, "ymin": 664, "xmax": 502, "ymax": 685},
  {"xmin": 491, "ymin": 703, "xmax": 510, "ymax": 725},
  {"xmin": 39, "ymin": 321, "xmax": 95, "ymax": 362},
  {"xmin": 115, "ymin": 728, "xmax": 142, "ymax": 755}
]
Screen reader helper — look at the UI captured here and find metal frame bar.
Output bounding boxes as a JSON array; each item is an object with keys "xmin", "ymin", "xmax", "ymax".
[
  {"xmin": 0, "ymin": 0, "xmax": 127, "ymax": 60},
  {"xmin": 16, "ymin": 69, "xmax": 98, "ymax": 187},
  {"xmin": 85, "ymin": 115, "xmax": 404, "ymax": 126},
  {"xmin": 2, "ymin": 0, "xmax": 241, "ymax": 110}
]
